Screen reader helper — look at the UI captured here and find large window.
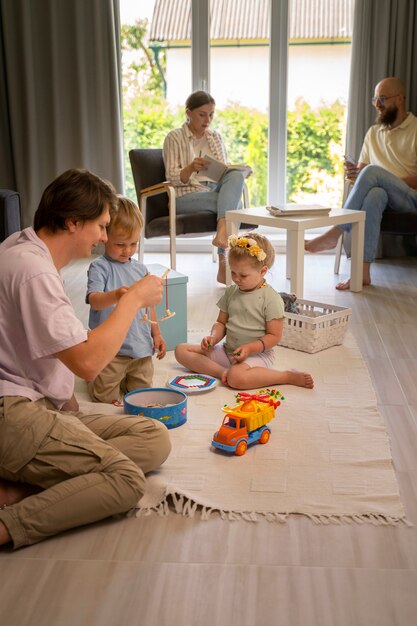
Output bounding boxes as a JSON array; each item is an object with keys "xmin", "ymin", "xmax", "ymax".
[
  {"xmin": 286, "ymin": 0, "xmax": 353, "ymax": 207},
  {"xmin": 209, "ymin": 0, "xmax": 270, "ymax": 206},
  {"xmin": 121, "ymin": 0, "xmax": 353, "ymax": 210},
  {"xmin": 120, "ymin": 0, "xmax": 191, "ymax": 199}
]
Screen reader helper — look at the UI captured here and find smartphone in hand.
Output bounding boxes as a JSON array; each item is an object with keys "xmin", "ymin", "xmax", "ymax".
[
  {"xmin": 344, "ymin": 154, "xmax": 359, "ymax": 183},
  {"xmin": 344, "ymin": 154, "xmax": 357, "ymax": 165}
]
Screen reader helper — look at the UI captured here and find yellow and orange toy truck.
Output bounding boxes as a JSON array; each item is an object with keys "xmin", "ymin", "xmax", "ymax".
[{"xmin": 211, "ymin": 389, "xmax": 284, "ymax": 456}]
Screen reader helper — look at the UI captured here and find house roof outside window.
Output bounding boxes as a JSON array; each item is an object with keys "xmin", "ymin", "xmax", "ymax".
[{"xmin": 149, "ymin": 0, "xmax": 354, "ymax": 45}]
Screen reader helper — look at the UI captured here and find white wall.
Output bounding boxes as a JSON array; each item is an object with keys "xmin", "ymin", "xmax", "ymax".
[
  {"xmin": 211, "ymin": 47, "xmax": 269, "ymax": 110},
  {"xmin": 166, "ymin": 49, "xmax": 192, "ymax": 107},
  {"xmin": 165, "ymin": 43, "xmax": 351, "ymax": 111},
  {"xmin": 288, "ymin": 44, "xmax": 351, "ymax": 108}
]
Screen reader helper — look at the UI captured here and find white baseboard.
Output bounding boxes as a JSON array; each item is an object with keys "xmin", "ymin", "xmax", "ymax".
[{"xmin": 143, "ymin": 226, "xmax": 332, "ymax": 255}]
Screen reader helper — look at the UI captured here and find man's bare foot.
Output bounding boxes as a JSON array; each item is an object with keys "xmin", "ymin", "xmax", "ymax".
[
  {"xmin": 336, "ymin": 277, "xmax": 371, "ymax": 290},
  {"xmin": 305, "ymin": 227, "xmax": 342, "ymax": 253},
  {"xmin": 286, "ymin": 370, "xmax": 314, "ymax": 388},
  {"xmin": 217, "ymin": 253, "xmax": 226, "ymax": 284},
  {"xmin": 336, "ymin": 262, "xmax": 371, "ymax": 290}
]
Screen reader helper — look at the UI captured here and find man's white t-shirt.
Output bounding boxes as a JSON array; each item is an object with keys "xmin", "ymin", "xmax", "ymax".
[
  {"xmin": 0, "ymin": 228, "xmax": 87, "ymax": 408},
  {"xmin": 359, "ymin": 112, "xmax": 417, "ymax": 178}
]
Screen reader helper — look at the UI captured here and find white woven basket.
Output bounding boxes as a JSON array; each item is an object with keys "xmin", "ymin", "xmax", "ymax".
[{"xmin": 280, "ymin": 299, "xmax": 352, "ymax": 353}]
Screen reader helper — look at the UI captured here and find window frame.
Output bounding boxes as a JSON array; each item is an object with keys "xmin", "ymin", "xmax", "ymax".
[{"xmin": 192, "ymin": 0, "xmax": 288, "ymax": 205}]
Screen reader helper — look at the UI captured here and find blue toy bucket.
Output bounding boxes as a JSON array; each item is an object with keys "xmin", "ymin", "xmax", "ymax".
[{"xmin": 123, "ymin": 387, "xmax": 187, "ymax": 429}]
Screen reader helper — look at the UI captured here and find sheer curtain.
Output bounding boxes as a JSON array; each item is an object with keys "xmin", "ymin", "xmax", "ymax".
[{"xmin": 0, "ymin": 0, "xmax": 124, "ymax": 226}]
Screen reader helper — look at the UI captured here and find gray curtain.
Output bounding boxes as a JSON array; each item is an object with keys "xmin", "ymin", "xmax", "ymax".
[
  {"xmin": 0, "ymin": 7, "xmax": 15, "ymax": 190},
  {"xmin": 346, "ymin": 0, "xmax": 417, "ymax": 159},
  {"xmin": 343, "ymin": 0, "xmax": 417, "ymax": 257},
  {"xmin": 0, "ymin": 0, "xmax": 124, "ymax": 227}
]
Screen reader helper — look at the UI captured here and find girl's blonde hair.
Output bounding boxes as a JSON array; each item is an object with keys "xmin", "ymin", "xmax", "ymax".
[
  {"xmin": 108, "ymin": 195, "xmax": 143, "ymax": 236},
  {"xmin": 227, "ymin": 232, "xmax": 275, "ymax": 269}
]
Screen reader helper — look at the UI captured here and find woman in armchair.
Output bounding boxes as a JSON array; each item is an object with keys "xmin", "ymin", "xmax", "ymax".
[{"xmin": 163, "ymin": 90, "xmax": 251, "ymax": 284}]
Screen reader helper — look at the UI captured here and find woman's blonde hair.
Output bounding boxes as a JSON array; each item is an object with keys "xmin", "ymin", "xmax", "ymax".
[
  {"xmin": 227, "ymin": 232, "xmax": 275, "ymax": 269},
  {"xmin": 108, "ymin": 195, "xmax": 143, "ymax": 236}
]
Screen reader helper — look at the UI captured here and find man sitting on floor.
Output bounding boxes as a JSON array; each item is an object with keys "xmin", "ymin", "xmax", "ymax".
[
  {"xmin": 0, "ymin": 169, "xmax": 171, "ymax": 549},
  {"xmin": 305, "ymin": 76, "xmax": 417, "ymax": 290}
]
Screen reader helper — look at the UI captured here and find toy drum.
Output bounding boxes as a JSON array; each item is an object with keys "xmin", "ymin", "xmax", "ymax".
[{"xmin": 123, "ymin": 387, "xmax": 187, "ymax": 429}]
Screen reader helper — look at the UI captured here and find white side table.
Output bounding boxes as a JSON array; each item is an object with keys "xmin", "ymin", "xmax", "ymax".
[{"xmin": 225, "ymin": 207, "xmax": 365, "ymax": 297}]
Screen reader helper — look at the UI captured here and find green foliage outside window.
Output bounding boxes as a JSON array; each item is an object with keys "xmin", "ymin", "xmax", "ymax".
[
  {"xmin": 123, "ymin": 97, "xmax": 345, "ymax": 206},
  {"xmin": 123, "ymin": 95, "xmax": 183, "ymax": 198},
  {"xmin": 287, "ymin": 99, "xmax": 346, "ymax": 205},
  {"xmin": 214, "ymin": 106, "xmax": 268, "ymax": 206}
]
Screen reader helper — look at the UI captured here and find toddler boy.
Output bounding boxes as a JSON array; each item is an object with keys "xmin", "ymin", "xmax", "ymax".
[{"xmin": 86, "ymin": 196, "xmax": 166, "ymax": 403}]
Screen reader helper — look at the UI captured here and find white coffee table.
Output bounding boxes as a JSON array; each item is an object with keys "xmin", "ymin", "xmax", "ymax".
[{"xmin": 225, "ymin": 207, "xmax": 365, "ymax": 296}]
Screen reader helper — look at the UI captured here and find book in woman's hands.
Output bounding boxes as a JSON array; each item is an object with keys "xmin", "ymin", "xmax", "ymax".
[{"xmin": 201, "ymin": 153, "xmax": 251, "ymax": 182}]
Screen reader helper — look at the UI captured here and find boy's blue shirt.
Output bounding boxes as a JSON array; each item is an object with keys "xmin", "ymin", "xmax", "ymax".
[{"xmin": 86, "ymin": 255, "xmax": 153, "ymax": 358}]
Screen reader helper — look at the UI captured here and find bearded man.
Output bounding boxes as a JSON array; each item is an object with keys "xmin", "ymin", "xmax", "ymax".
[{"xmin": 305, "ymin": 77, "xmax": 417, "ymax": 290}]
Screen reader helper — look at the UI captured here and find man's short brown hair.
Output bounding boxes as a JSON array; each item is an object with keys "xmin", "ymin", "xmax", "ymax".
[{"xmin": 34, "ymin": 168, "xmax": 118, "ymax": 232}]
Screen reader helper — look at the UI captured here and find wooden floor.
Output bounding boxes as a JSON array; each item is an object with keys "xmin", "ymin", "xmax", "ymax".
[{"xmin": 1, "ymin": 250, "xmax": 417, "ymax": 626}]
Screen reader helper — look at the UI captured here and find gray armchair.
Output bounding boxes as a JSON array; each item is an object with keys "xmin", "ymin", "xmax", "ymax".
[
  {"xmin": 0, "ymin": 189, "xmax": 22, "ymax": 242},
  {"xmin": 334, "ymin": 208, "xmax": 417, "ymax": 273},
  {"xmin": 129, "ymin": 148, "xmax": 218, "ymax": 270},
  {"xmin": 129, "ymin": 148, "xmax": 251, "ymax": 270}
]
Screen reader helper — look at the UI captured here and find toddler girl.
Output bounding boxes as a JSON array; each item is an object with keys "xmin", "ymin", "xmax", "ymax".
[{"xmin": 175, "ymin": 233, "xmax": 314, "ymax": 389}]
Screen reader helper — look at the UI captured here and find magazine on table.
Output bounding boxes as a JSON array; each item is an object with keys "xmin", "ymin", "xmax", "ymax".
[
  {"xmin": 200, "ymin": 153, "xmax": 251, "ymax": 183},
  {"xmin": 266, "ymin": 204, "xmax": 331, "ymax": 217}
]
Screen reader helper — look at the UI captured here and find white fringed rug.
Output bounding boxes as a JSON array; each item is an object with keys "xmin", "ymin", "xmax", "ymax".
[{"xmin": 76, "ymin": 332, "xmax": 408, "ymax": 526}]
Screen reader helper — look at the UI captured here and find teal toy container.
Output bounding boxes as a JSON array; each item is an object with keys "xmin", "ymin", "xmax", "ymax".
[
  {"xmin": 124, "ymin": 387, "xmax": 187, "ymax": 429},
  {"xmin": 146, "ymin": 263, "xmax": 188, "ymax": 351}
]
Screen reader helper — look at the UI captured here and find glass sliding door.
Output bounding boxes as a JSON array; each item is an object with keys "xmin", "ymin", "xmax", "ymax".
[
  {"xmin": 209, "ymin": 0, "xmax": 270, "ymax": 207},
  {"xmin": 120, "ymin": 0, "xmax": 191, "ymax": 199},
  {"xmin": 285, "ymin": 0, "xmax": 353, "ymax": 207},
  {"xmin": 120, "ymin": 0, "xmax": 353, "ymax": 218}
]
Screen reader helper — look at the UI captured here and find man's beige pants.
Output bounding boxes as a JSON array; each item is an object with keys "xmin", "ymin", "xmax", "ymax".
[{"xmin": 0, "ymin": 396, "xmax": 171, "ymax": 548}]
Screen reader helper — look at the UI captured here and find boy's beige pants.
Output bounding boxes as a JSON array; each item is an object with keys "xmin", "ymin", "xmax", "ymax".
[
  {"xmin": 0, "ymin": 396, "xmax": 171, "ymax": 548},
  {"xmin": 88, "ymin": 354, "xmax": 154, "ymax": 404}
]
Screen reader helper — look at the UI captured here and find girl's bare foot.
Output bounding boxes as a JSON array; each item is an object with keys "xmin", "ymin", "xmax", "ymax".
[
  {"xmin": 287, "ymin": 370, "xmax": 314, "ymax": 388},
  {"xmin": 305, "ymin": 227, "xmax": 342, "ymax": 253},
  {"xmin": 221, "ymin": 370, "xmax": 230, "ymax": 386}
]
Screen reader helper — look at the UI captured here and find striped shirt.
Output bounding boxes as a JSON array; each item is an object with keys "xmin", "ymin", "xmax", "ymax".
[{"xmin": 163, "ymin": 122, "xmax": 229, "ymax": 198}]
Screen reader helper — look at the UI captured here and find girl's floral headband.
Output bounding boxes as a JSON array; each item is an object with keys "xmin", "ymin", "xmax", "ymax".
[{"xmin": 227, "ymin": 235, "xmax": 267, "ymax": 262}]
